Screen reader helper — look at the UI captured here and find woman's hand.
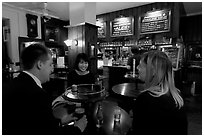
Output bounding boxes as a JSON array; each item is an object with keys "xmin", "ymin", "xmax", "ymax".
[
  {"xmin": 74, "ymin": 115, "xmax": 88, "ymax": 132},
  {"xmin": 61, "ymin": 113, "xmax": 78, "ymax": 125}
]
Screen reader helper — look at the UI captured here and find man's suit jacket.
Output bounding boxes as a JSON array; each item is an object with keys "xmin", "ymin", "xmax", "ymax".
[{"xmin": 3, "ymin": 72, "xmax": 60, "ymax": 134}]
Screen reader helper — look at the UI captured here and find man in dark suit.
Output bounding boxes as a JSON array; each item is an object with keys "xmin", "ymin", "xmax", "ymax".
[
  {"xmin": 3, "ymin": 44, "xmax": 87, "ymax": 134},
  {"xmin": 127, "ymin": 46, "xmax": 141, "ymax": 72}
]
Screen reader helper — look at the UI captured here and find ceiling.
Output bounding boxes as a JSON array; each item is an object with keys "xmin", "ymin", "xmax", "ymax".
[{"xmin": 3, "ymin": 2, "xmax": 202, "ymax": 21}]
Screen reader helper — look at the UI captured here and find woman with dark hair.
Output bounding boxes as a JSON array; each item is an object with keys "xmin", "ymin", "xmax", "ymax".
[
  {"xmin": 67, "ymin": 53, "xmax": 95, "ymax": 87},
  {"xmin": 130, "ymin": 50, "xmax": 188, "ymax": 135}
]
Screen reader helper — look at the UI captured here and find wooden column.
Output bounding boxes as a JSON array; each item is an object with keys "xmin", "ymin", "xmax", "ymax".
[
  {"xmin": 67, "ymin": 23, "xmax": 98, "ymax": 76},
  {"xmin": 69, "ymin": 2, "xmax": 96, "ymax": 25}
]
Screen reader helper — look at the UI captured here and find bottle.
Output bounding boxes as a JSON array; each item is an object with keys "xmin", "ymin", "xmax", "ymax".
[
  {"xmin": 72, "ymin": 84, "xmax": 78, "ymax": 96},
  {"xmin": 96, "ymin": 102, "xmax": 103, "ymax": 128},
  {"xmin": 191, "ymin": 81, "xmax": 196, "ymax": 96},
  {"xmin": 96, "ymin": 77, "xmax": 102, "ymax": 90}
]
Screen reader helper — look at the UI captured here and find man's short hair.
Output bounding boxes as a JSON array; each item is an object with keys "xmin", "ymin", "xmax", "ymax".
[{"xmin": 21, "ymin": 43, "xmax": 51, "ymax": 70}]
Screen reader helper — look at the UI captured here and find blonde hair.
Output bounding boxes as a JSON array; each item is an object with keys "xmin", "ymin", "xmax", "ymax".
[{"xmin": 140, "ymin": 50, "xmax": 184, "ymax": 108}]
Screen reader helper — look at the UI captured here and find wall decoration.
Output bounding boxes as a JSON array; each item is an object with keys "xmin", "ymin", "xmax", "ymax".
[
  {"xmin": 161, "ymin": 46, "xmax": 182, "ymax": 70},
  {"xmin": 139, "ymin": 9, "xmax": 171, "ymax": 35},
  {"xmin": 110, "ymin": 16, "xmax": 134, "ymax": 37},
  {"xmin": 26, "ymin": 14, "xmax": 38, "ymax": 38},
  {"xmin": 96, "ymin": 19, "xmax": 106, "ymax": 38}
]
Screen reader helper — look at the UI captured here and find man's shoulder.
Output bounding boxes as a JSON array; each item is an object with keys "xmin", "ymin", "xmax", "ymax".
[{"xmin": 12, "ymin": 72, "xmax": 41, "ymax": 90}]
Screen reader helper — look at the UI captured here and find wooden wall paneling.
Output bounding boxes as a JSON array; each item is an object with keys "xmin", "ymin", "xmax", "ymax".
[
  {"xmin": 110, "ymin": 11, "xmax": 118, "ymax": 41},
  {"xmin": 84, "ymin": 23, "xmax": 98, "ymax": 76},
  {"xmin": 172, "ymin": 2, "xmax": 180, "ymax": 38},
  {"xmin": 153, "ymin": 1, "xmax": 161, "ymax": 10},
  {"xmin": 67, "ymin": 23, "xmax": 97, "ymax": 73},
  {"xmin": 120, "ymin": 7, "xmax": 126, "ymax": 17},
  {"xmin": 136, "ymin": 5, "xmax": 142, "ymax": 39},
  {"xmin": 97, "ymin": 14, "xmax": 107, "ymax": 42},
  {"xmin": 74, "ymin": 26, "xmax": 79, "ymax": 54},
  {"xmin": 112, "ymin": 9, "xmax": 122, "ymax": 41},
  {"xmin": 67, "ymin": 27, "xmax": 75, "ymax": 69},
  {"xmin": 185, "ymin": 17, "xmax": 192, "ymax": 42},
  {"xmin": 85, "ymin": 24, "xmax": 90, "ymax": 55},
  {"xmin": 130, "ymin": 8, "xmax": 135, "ymax": 39},
  {"xmin": 186, "ymin": 68, "xmax": 202, "ymax": 95},
  {"xmin": 96, "ymin": 2, "xmax": 182, "ymax": 42},
  {"xmin": 192, "ymin": 17, "xmax": 197, "ymax": 42},
  {"xmin": 101, "ymin": 14, "xmax": 107, "ymax": 42},
  {"xmin": 193, "ymin": 15, "xmax": 202, "ymax": 42},
  {"xmin": 197, "ymin": 15, "xmax": 202, "ymax": 42},
  {"xmin": 138, "ymin": 4, "xmax": 148, "ymax": 38},
  {"xmin": 72, "ymin": 26, "xmax": 78, "ymax": 57},
  {"xmin": 103, "ymin": 14, "xmax": 108, "ymax": 42},
  {"xmin": 180, "ymin": 15, "xmax": 202, "ymax": 43},
  {"xmin": 105, "ymin": 13, "xmax": 110, "ymax": 42},
  {"xmin": 190, "ymin": 17, "xmax": 196, "ymax": 42},
  {"xmin": 143, "ymin": 3, "xmax": 153, "ymax": 38},
  {"xmin": 101, "ymin": 14, "xmax": 106, "ymax": 41},
  {"xmin": 59, "ymin": 27, "xmax": 68, "ymax": 46},
  {"xmin": 140, "ymin": 4, "xmax": 148, "ymax": 16},
  {"xmin": 179, "ymin": 17, "xmax": 186, "ymax": 41},
  {"xmin": 124, "ymin": 7, "xmax": 134, "ymax": 39},
  {"xmin": 145, "ymin": 3, "xmax": 153, "ymax": 12},
  {"xmin": 148, "ymin": 2, "xmax": 169, "ymax": 38},
  {"xmin": 103, "ymin": 15, "xmax": 107, "ymax": 42},
  {"xmin": 133, "ymin": 7, "xmax": 137, "ymax": 39},
  {"xmin": 80, "ymin": 25, "xmax": 84, "ymax": 52},
  {"xmin": 161, "ymin": 2, "xmax": 173, "ymax": 38},
  {"xmin": 104, "ymin": 13, "xmax": 109, "ymax": 41},
  {"xmin": 67, "ymin": 25, "xmax": 83, "ymax": 70}
]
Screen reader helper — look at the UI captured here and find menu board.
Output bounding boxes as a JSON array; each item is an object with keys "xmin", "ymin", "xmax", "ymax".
[
  {"xmin": 110, "ymin": 17, "xmax": 134, "ymax": 37},
  {"xmin": 139, "ymin": 9, "xmax": 171, "ymax": 35},
  {"xmin": 96, "ymin": 20, "xmax": 106, "ymax": 38},
  {"xmin": 162, "ymin": 46, "xmax": 181, "ymax": 70}
]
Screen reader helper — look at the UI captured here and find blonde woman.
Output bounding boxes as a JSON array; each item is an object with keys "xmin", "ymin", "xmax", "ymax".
[{"xmin": 130, "ymin": 50, "xmax": 187, "ymax": 135}]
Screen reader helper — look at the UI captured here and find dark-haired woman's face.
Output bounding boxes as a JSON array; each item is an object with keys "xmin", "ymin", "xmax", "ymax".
[{"xmin": 78, "ymin": 59, "xmax": 88, "ymax": 72}]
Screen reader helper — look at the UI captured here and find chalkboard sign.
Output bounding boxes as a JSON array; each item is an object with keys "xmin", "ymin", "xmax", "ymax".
[
  {"xmin": 162, "ymin": 46, "xmax": 181, "ymax": 70},
  {"xmin": 110, "ymin": 17, "xmax": 134, "ymax": 37},
  {"xmin": 139, "ymin": 9, "xmax": 171, "ymax": 35},
  {"xmin": 96, "ymin": 20, "xmax": 106, "ymax": 38}
]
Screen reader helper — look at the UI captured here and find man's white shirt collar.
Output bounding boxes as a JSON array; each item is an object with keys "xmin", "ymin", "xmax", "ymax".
[{"xmin": 23, "ymin": 71, "xmax": 42, "ymax": 88}]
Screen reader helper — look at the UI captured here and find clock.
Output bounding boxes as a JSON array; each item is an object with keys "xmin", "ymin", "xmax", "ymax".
[
  {"xmin": 30, "ymin": 19, "xmax": 36, "ymax": 25},
  {"xmin": 26, "ymin": 14, "xmax": 38, "ymax": 38}
]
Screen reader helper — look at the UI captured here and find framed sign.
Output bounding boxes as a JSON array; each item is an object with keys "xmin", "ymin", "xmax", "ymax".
[
  {"xmin": 139, "ymin": 9, "xmax": 171, "ymax": 35},
  {"xmin": 162, "ymin": 46, "xmax": 181, "ymax": 70},
  {"xmin": 110, "ymin": 16, "xmax": 134, "ymax": 37},
  {"xmin": 45, "ymin": 25, "xmax": 59, "ymax": 42},
  {"xmin": 96, "ymin": 19, "xmax": 106, "ymax": 38}
]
